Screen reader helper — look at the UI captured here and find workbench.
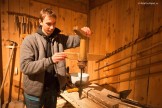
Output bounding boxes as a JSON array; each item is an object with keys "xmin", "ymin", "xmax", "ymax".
[
  {"xmin": 61, "ymin": 83, "xmax": 142, "ymax": 108},
  {"xmin": 61, "ymin": 91, "xmax": 103, "ymax": 108}
]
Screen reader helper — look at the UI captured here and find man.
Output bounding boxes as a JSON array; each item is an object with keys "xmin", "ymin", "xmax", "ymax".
[{"xmin": 20, "ymin": 8, "xmax": 91, "ymax": 108}]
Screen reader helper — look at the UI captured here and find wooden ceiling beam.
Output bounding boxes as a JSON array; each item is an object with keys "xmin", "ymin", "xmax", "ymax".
[
  {"xmin": 89, "ymin": 0, "xmax": 112, "ymax": 10},
  {"xmin": 32, "ymin": 0, "xmax": 88, "ymax": 14},
  {"xmin": 32, "ymin": 0, "xmax": 113, "ymax": 13}
]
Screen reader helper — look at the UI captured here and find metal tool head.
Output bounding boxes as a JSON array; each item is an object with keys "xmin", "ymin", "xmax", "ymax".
[
  {"xmin": 119, "ymin": 89, "xmax": 132, "ymax": 99},
  {"xmin": 6, "ymin": 40, "xmax": 17, "ymax": 45},
  {"xmin": 78, "ymin": 61, "xmax": 87, "ymax": 69}
]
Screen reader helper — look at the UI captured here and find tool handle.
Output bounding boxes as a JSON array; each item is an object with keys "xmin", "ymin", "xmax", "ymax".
[
  {"xmin": 73, "ymin": 28, "xmax": 87, "ymax": 39},
  {"xmin": 66, "ymin": 88, "xmax": 79, "ymax": 93},
  {"xmin": 0, "ymin": 44, "xmax": 16, "ymax": 97},
  {"xmin": 73, "ymin": 28, "xmax": 88, "ymax": 61}
]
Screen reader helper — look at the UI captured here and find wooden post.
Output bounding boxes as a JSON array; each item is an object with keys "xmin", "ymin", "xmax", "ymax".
[
  {"xmin": 73, "ymin": 27, "xmax": 88, "ymax": 99},
  {"xmin": 0, "ymin": 0, "xmax": 2, "ymax": 87},
  {"xmin": 79, "ymin": 38, "xmax": 87, "ymax": 62},
  {"xmin": 0, "ymin": 1, "xmax": 2, "ymax": 107},
  {"xmin": 73, "ymin": 27, "xmax": 88, "ymax": 62}
]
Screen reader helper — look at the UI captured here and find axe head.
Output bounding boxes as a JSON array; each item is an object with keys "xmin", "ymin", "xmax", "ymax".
[{"xmin": 119, "ymin": 89, "xmax": 132, "ymax": 99}]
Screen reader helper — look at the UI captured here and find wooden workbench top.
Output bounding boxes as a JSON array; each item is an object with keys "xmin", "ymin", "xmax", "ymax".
[
  {"xmin": 61, "ymin": 83, "xmax": 142, "ymax": 108},
  {"xmin": 61, "ymin": 91, "xmax": 104, "ymax": 108}
]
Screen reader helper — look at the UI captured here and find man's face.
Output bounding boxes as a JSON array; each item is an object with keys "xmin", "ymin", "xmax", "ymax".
[{"xmin": 40, "ymin": 15, "xmax": 56, "ymax": 36}]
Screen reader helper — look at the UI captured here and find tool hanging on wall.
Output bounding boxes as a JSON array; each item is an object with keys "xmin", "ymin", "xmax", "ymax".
[
  {"xmin": 22, "ymin": 16, "xmax": 26, "ymax": 34},
  {"xmin": 20, "ymin": 16, "xmax": 24, "ymax": 34},
  {"xmin": 0, "ymin": 40, "xmax": 17, "ymax": 108},
  {"xmin": 107, "ymin": 90, "xmax": 149, "ymax": 108},
  {"xmin": 9, "ymin": 11, "xmax": 39, "ymax": 35},
  {"xmin": 28, "ymin": 18, "xmax": 32, "ymax": 34},
  {"xmin": 14, "ymin": 15, "xmax": 20, "ymax": 32},
  {"xmin": 96, "ymin": 26, "xmax": 162, "ymax": 63},
  {"xmin": 95, "ymin": 41, "xmax": 162, "ymax": 72}
]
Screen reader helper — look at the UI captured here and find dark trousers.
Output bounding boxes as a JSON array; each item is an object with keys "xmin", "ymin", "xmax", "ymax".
[{"xmin": 25, "ymin": 89, "xmax": 58, "ymax": 108}]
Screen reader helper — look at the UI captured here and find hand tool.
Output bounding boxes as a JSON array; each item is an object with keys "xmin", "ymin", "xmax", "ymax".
[
  {"xmin": 73, "ymin": 27, "xmax": 88, "ymax": 99},
  {"xmin": 0, "ymin": 40, "xmax": 17, "ymax": 108},
  {"xmin": 66, "ymin": 88, "xmax": 79, "ymax": 93},
  {"xmin": 107, "ymin": 90, "xmax": 149, "ymax": 108}
]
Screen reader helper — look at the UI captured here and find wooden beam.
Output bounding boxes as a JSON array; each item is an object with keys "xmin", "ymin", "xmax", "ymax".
[
  {"xmin": 32, "ymin": 0, "xmax": 88, "ymax": 14},
  {"xmin": 89, "ymin": 0, "xmax": 112, "ymax": 10},
  {"xmin": 65, "ymin": 52, "xmax": 105, "ymax": 61},
  {"xmin": 0, "ymin": 0, "xmax": 2, "ymax": 87}
]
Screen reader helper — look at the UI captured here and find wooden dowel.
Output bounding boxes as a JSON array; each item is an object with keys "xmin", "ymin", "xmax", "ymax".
[
  {"xmin": 79, "ymin": 39, "xmax": 87, "ymax": 61},
  {"xmin": 73, "ymin": 27, "xmax": 88, "ymax": 61}
]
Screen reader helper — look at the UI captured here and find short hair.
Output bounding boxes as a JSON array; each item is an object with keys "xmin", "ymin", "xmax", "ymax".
[{"xmin": 39, "ymin": 8, "xmax": 57, "ymax": 21}]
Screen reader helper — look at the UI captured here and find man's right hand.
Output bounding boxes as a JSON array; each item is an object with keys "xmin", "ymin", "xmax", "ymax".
[{"xmin": 51, "ymin": 52, "xmax": 67, "ymax": 63}]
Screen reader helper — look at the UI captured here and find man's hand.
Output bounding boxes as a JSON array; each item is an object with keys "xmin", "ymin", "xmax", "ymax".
[
  {"xmin": 51, "ymin": 52, "xmax": 67, "ymax": 63},
  {"xmin": 81, "ymin": 27, "xmax": 91, "ymax": 36}
]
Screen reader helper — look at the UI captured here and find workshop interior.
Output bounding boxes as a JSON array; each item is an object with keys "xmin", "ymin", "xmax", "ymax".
[{"xmin": 0, "ymin": 0, "xmax": 162, "ymax": 108}]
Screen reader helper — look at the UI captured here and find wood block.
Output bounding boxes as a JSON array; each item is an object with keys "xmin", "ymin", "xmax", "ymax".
[
  {"xmin": 61, "ymin": 92, "xmax": 104, "ymax": 108},
  {"xmin": 83, "ymin": 83, "xmax": 119, "ymax": 108}
]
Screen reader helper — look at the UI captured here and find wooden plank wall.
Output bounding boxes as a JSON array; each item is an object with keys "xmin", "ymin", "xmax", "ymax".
[
  {"xmin": 0, "ymin": 0, "xmax": 2, "ymax": 92},
  {"xmin": 89, "ymin": 0, "xmax": 162, "ymax": 107},
  {"xmin": 1, "ymin": 0, "xmax": 87, "ymax": 103},
  {"xmin": 1, "ymin": 0, "xmax": 162, "ymax": 107}
]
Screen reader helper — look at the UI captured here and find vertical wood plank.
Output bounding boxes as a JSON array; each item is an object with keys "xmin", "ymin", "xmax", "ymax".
[
  {"xmin": 0, "ymin": 0, "xmax": 2, "ymax": 88},
  {"xmin": 104, "ymin": 0, "xmax": 119, "ymax": 91},
  {"xmin": 148, "ymin": 0, "xmax": 162, "ymax": 107},
  {"xmin": 134, "ymin": 0, "xmax": 155, "ymax": 104},
  {"xmin": 1, "ymin": 0, "xmax": 9, "ymax": 104},
  {"xmin": 3, "ymin": 0, "xmax": 20, "ymax": 102},
  {"xmin": 117, "ymin": 0, "xmax": 135, "ymax": 92},
  {"xmin": 129, "ymin": 0, "xmax": 140, "ymax": 100},
  {"xmin": 88, "ymin": 7, "xmax": 96, "ymax": 82}
]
